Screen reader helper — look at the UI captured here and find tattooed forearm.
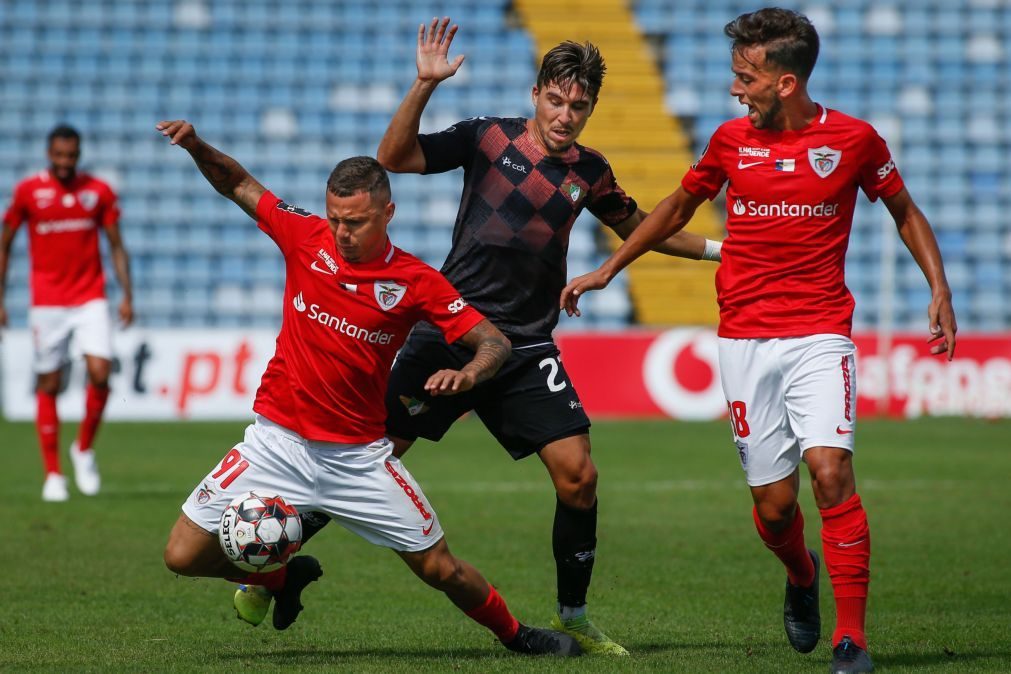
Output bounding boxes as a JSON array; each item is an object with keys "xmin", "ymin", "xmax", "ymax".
[
  {"xmin": 188, "ymin": 139, "xmax": 248, "ymax": 197},
  {"xmin": 459, "ymin": 320, "xmax": 511, "ymax": 384}
]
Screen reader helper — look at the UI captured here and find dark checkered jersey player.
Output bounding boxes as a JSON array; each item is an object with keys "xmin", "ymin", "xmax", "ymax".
[{"xmin": 242, "ymin": 19, "xmax": 723, "ymax": 653}]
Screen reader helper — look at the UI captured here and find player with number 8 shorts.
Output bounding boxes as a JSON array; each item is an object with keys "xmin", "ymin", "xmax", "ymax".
[{"xmin": 562, "ymin": 8, "xmax": 957, "ymax": 673}]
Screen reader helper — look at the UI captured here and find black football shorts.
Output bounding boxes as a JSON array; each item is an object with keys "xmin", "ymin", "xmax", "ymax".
[{"xmin": 385, "ymin": 331, "xmax": 591, "ymax": 460}]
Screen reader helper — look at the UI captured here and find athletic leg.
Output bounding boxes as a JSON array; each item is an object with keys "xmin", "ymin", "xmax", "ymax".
[
  {"xmin": 398, "ymin": 538, "xmax": 580, "ymax": 656},
  {"xmin": 36, "ymin": 370, "xmax": 66, "ymax": 501}
]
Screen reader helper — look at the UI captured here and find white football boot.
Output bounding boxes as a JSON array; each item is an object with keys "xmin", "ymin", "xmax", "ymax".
[
  {"xmin": 42, "ymin": 472, "xmax": 69, "ymax": 502},
  {"xmin": 70, "ymin": 441, "xmax": 101, "ymax": 495}
]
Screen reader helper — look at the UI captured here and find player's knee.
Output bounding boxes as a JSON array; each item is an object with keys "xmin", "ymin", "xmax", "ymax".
[
  {"xmin": 755, "ymin": 500, "xmax": 797, "ymax": 532},
  {"xmin": 556, "ymin": 463, "xmax": 597, "ymax": 508},
  {"xmin": 418, "ymin": 552, "xmax": 465, "ymax": 590},
  {"xmin": 163, "ymin": 543, "xmax": 199, "ymax": 576},
  {"xmin": 36, "ymin": 374, "xmax": 60, "ymax": 395}
]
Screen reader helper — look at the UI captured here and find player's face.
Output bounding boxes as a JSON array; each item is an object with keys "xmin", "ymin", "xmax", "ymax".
[
  {"xmin": 325, "ymin": 189, "xmax": 394, "ymax": 264},
  {"xmin": 530, "ymin": 80, "xmax": 595, "ymax": 155},
  {"xmin": 47, "ymin": 137, "xmax": 80, "ymax": 182},
  {"xmin": 730, "ymin": 46, "xmax": 785, "ymax": 130}
]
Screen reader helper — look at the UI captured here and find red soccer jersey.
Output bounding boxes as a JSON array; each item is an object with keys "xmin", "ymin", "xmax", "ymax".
[
  {"xmin": 3, "ymin": 170, "xmax": 120, "ymax": 306},
  {"xmin": 681, "ymin": 106, "xmax": 904, "ymax": 338},
  {"xmin": 252, "ymin": 191, "xmax": 485, "ymax": 443}
]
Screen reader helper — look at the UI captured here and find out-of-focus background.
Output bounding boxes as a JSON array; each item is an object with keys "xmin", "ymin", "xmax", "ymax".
[{"xmin": 3, "ymin": 0, "xmax": 1008, "ymax": 422}]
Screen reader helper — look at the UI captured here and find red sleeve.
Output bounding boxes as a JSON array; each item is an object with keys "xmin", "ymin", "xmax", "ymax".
[
  {"xmin": 255, "ymin": 190, "xmax": 320, "ymax": 255},
  {"xmin": 99, "ymin": 184, "xmax": 120, "ymax": 227},
  {"xmin": 857, "ymin": 128, "xmax": 904, "ymax": 202},
  {"xmin": 2, "ymin": 182, "xmax": 28, "ymax": 229},
  {"xmin": 416, "ymin": 268, "xmax": 485, "ymax": 344},
  {"xmin": 680, "ymin": 126, "xmax": 729, "ymax": 200}
]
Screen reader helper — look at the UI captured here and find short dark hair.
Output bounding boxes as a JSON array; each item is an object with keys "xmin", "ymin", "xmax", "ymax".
[
  {"xmin": 536, "ymin": 41, "xmax": 606, "ymax": 102},
  {"xmin": 724, "ymin": 8, "xmax": 820, "ymax": 81},
  {"xmin": 47, "ymin": 124, "xmax": 81, "ymax": 147},
  {"xmin": 326, "ymin": 156, "xmax": 391, "ymax": 202}
]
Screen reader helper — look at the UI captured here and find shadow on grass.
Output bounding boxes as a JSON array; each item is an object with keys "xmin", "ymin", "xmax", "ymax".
[{"xmin": 874, "ymin": 646, "xmax": 1011, "ymax": 669}]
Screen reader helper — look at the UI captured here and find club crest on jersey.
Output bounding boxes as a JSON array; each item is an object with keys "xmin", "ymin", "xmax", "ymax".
[
  {"xmin": 374, "ymin": 282, "xmax": 407, "ymax": 311},
  {"xmin": 77, "ymin": 190, "xmax": 99, "ymax": 210},
  {"xmin": 808, "ymin": 146, "xmax": 841, "ymax": 178},
  {"xmin": 561, "ymin": 182, "xmax": 582, "ymax": 203}
]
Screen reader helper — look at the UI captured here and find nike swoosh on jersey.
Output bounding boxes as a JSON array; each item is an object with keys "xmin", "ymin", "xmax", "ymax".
[
  {"xmin": 836, "ymin": 426, "xmax": 854, "ymax": 435},
  {"xmin": 310, "ymin": 261, "xmax": 335, "ymax": 275},
  {"xmin": 737, "ymin": 160, "xmax": 764, "ymax": 169},
  {"xmin": 422, "ymin": 519, "xmax": 435, "ymax": 536}
]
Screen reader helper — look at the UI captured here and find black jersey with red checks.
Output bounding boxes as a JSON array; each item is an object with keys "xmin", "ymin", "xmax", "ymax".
[{"xmin": 416, "ymin": 116, "xmax": 637, "ymax": 342}]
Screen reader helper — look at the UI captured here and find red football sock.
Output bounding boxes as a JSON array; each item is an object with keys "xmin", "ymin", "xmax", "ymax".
[
  {"xmin": 464, "ymin": 587, "xmax": 520, "ymax": 643},
  {"xmin": 820, "ymin": 493, "xmax": 870, "ymax": 650},
  {"xmin": 36, "ymin": 391, "xmax": 60, "ymax": 475},
  {"xmin": 753, "ymin": 505, "xmax": 816, "ymax": 587},
  {"xmin": 77, "ymin": 383, "xmax": 110, "ymax": 451},
  {"xmin": 228, "ymin": 566, "xmax": 288, "ymax": 593}
]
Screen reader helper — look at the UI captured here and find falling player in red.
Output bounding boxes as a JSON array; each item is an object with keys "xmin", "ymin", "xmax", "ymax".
[
  {"xmin": 562, "ymin": 9, "xmax": 957, "ymax": 674},
  {"xmin": 0, "ymin": 125, "xmax": 133, "ymax": 502},
  {"xmin": 156, "ymin": 120, "xmax": 580, "ymax": 656}
]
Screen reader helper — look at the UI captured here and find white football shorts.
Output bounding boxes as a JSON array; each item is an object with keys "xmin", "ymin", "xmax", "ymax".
[
  {"xmin": 182, "ymin": 415, "xmax": 444, "ymax": 552},
  {"xmin": 29, "ymin": 298, "xmax": 113, "ymax": 373},
  {"xmin": 718, "ymin": 334, "xmax": 857, "ymax": 487}
]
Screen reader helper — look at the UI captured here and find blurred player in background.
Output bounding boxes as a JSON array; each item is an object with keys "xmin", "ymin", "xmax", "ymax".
[
  {"xmin": 562, "ymin": 8, "xmax": 956, "ymax": 673},
  {"xmin": 157, "ymin": 120, "xmax": 581, "ymax": 656},
  {"xmin": 371, "ymin": 18, "xmax": 721, "ymax": 655},
  {"xmin": 0, "ymin": 124, "xmax": 133, "ymax": 502}
]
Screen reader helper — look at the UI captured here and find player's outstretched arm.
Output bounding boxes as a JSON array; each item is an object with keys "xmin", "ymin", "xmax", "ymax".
[
  {"xmin": 377, "ymin": 17, "xmax": 464, "ymax": 173},
  {"xmin": 423, "ymin": 318, "xmax": 511, "ymax": 396},
  {"xmin": 613, "ymin": 209, "xmax": 722, "ymax": 262},
  {"xmin": 883, "ymin": 187, "xmax": 957, "ymax": 359},
  {"xmin": 155, "ymin": 120, "xmax": 266, "ymax": 220},
  {"xmin": 0, "ymin": 224, "xmax": 16, "ymax": 328},
  {"xmin": 104, "ymin": 222, "xmax": 134, "ymax": 326},
  {"xmin": 561, "ymin": 186, "xmax": 706, "ymax": 317}
]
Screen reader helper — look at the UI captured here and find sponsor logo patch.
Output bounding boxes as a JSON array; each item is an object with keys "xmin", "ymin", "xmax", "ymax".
[
  {"xmin": 738, "ymin": 146, "xmax": 770, "ymax": 158},
  {"xmin": 775, "ymin": 158, "xmax": 796, "ymax": 172},
  {"xmin": 277, "ymin": 201, "xmax": 312, "ymax": 217}
]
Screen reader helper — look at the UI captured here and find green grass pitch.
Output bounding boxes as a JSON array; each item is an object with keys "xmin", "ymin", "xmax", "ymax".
[{"xmin": 3, "ymin": 416, "xmax": 1010, "ymax": 672}]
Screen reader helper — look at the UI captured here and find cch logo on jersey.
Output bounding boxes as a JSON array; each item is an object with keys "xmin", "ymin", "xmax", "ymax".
[
  {"xmin": 77, "ymin": 190, "xmax": 99, "ymax": 210},
  {"xmin": 561, "ymin": 182, "xmax": 582, "ymax": 203},
  {"xmin": 374, "ymin": 282, "xmax": 407, "ymax": 311},
  {"xmin": 277, "ymin": 201, "xmax": 312, "ymax": 217},
  {"xmin": 877, "ymin": 158, "xmax": 896, "ymax": 180},
  {"xmin": 808, "ymin": 146, "xmax": 842, "ymax": 178}
]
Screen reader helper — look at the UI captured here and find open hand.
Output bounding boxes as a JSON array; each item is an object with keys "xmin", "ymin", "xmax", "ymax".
[
  {"xmin": 424, "ymin": 368, "xmax": 477, "ymax": 396},
  {"xmin": 417, "ymin": 17, "xmax": 465, "ymax": 83}
]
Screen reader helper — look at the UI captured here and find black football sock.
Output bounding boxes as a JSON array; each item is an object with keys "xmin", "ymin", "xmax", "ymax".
[
  {"xmin": 552, "ymin": 495, "xmax": 598, "ymax": 611},
  {"xmin": 299, "ymin": 511, "xmax": 330, "ymax": 545}
]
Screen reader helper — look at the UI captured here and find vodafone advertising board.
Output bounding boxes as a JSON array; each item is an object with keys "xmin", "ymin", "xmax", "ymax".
[{"xmin": 1, "ymin": 328, "xmax": 1008, "ymax": 420}]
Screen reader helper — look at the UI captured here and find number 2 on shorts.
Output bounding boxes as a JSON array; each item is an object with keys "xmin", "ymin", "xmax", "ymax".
[{"xmin": 211, "ymin": 448, "xmax": 250, "ymax": 489}]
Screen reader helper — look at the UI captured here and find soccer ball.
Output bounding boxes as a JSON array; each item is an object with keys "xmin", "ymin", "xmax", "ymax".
[{"xmin": 219, "ymin": 492, "xmax": 302, "ymax": 572}]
